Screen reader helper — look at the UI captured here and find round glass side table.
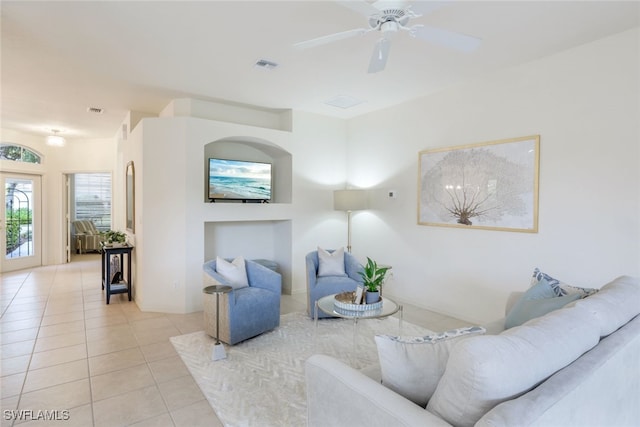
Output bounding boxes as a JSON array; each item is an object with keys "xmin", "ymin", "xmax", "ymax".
[{"xmin": 203, "ymin": 285, "xmax": 233, "ymax": 361}]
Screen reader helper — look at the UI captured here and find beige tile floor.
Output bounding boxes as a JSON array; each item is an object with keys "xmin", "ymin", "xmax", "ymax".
[{"xmin": 1, "ymin": 254, "xmax": 467, "ymax": 427}]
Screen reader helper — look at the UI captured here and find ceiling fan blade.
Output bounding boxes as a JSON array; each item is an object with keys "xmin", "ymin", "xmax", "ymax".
[
  {"xmin": 368, "ymin": 38, "xmax": 391, "ymax": 74},
  {"xmin": 413, "ymin": 25, "xmax": 481, "ymax": 52},
  {"xmin": 294, "ymin": 28, "xmax": 368, "ymax": 50},
  {"xmin": 336, "ymin": 0, "xmax": 380, "ymax": 17}
]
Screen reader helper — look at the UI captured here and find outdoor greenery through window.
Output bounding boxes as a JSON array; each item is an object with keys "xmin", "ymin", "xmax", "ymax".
[
  {"xmin": 5, "ymin": 179, "xmax": 34, "ymax": 257},
  {"xmin": 0, "ymin": 144, "xmax": 41, "ymax": 164},
  {"xmin": 74, "ymin": 173, "xmax": 111, "ymax": 231}
]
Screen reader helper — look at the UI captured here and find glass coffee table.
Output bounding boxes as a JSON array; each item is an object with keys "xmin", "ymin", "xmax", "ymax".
[{"xmin": 314, "ymin": 293, "xmax": 403, "ymax": 347}]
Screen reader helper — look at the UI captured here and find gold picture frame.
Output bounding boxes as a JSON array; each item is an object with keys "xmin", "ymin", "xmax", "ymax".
[
  {"xmin": 126, "ymin": 161, "xmax": 135, "ymax": 233},
  {"xmin": 418, "ymin": 135, "xmax": 540, "ymax": 233}
]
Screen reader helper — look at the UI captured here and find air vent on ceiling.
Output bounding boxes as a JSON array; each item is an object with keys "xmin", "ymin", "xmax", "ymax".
[
  {"xmin": 324, "ymin": 95, "xmax": 365, "ymax": 109},
  {"xmin": 87, "ymin": 107, "xmax": 104, "ymax": 114},
  {"xmin": 254, "ymin": 59, "xmax": 279, "ymax": 70}
]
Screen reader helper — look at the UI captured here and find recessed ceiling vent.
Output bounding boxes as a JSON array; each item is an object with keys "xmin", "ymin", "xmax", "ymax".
[
  {"xmin": 254, "ymin": 59, "xmax": 279, "ymax": 70},
  {"xmin": 87, "ymin": 107, "xmax": 104, "ymax": 114},
  {"xmin": 324, "ymin": 95, "xmax": 365, "ymax": 109}
]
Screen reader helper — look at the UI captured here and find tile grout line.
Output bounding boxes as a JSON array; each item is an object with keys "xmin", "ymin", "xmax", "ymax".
[
  {"xmin": 80, "ymin": 259, "xmax": 97, "ymax": 427},
  {"xmin": 11, "ymin": 266, "xmax": 55, "ymax": 427},
  {"xmin": 2, "ymin": 270, "xmax": 32, "ymax": 427}
]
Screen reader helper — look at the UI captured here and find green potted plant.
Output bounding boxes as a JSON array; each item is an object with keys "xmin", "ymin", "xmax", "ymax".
[
  {"xmin": 358, "ymin": 257, "xmax": 390, "ymax": 304},
  {"xmin": 101, "ymin": 230, "xmax": 127, "ymax": 246}
]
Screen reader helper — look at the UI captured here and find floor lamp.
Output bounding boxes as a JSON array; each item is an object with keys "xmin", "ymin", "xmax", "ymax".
[{"xmin": 334, "ymin": 189, "xmax": 368, "ymax": 253}]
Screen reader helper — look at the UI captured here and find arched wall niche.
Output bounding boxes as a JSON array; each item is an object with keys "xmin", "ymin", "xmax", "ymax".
[
  {"xmin": 201, "ymin": 135, "xmax": 294, "ymax": 294},
  {"xmin": 203, "ymin": 136, "xmax": 292, "ymax": 203}
]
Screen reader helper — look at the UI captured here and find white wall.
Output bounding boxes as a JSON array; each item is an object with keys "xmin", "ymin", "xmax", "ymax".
[
  {"xmin": 289, "ymin": 111, "xmax": 352, "ymax": 283},
  {"xmin": 345, "ymin": 28, "xmax": 640, "ymax": 323}
]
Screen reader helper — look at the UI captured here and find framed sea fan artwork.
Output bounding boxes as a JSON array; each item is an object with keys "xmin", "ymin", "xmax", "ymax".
[{"xmin": 418, "ymin": 135, "xmax": 540, "ymax": 233}]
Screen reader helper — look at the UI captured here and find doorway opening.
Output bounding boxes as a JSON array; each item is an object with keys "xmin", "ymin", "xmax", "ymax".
[
  {"xmin": 72, "ymin": 173, "xmax": 112, "ymax": 230},
  {"xmin": 66, "ymin": 173, "xmax": 112, "ymax": 262}
]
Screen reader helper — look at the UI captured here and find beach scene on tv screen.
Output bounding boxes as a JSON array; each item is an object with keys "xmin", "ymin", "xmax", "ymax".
[{"xmin": 209, "ymin": 159, "xmax": 271, "ymax": 200}]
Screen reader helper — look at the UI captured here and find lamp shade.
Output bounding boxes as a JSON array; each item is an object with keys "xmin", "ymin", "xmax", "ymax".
[{"xmin": 334, "ymin": 189, "xmax": 368, "ymax": 211}]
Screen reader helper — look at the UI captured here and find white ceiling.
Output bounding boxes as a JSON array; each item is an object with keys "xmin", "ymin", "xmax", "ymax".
[{"xmin": 2, "ymin": 1, "xmax": 638, "ymax": 140}]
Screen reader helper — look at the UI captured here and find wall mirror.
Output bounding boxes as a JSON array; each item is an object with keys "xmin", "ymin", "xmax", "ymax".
[{"xmin": 126, "ymin": 161, "xmax": 135, "ymax": 233}]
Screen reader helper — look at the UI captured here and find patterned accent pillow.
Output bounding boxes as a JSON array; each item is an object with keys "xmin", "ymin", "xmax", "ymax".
[
  {"xmin": 531, "ymin": 268, "xmax": 598, "ymax": 298},
  {"xmin": 375, "ymin": 326, "xmax": 485, "ymax": 407},
  {"xmin": 392, "ymin": 326, "xmax": 486, "ymax": 344}
]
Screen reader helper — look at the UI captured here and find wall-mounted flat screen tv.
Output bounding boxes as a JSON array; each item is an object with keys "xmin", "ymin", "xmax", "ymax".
[{"xmin": 208, "ymin": 158, "xmax": 272, "ymax": 202}]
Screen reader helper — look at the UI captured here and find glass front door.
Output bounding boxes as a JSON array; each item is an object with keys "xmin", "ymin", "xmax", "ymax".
[{"xmin": 1, "ymin": 174, "xmax": 42, "ymax": 272}]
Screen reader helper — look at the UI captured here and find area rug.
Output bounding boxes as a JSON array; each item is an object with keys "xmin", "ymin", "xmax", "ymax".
[{"xmin": 170, "ymin": 311, "xmax": 432, "ymax": 427}]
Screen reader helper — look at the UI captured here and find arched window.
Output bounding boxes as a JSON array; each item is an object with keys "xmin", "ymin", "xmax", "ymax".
[{"xmin": 0, "ymin": 144, "xmax": 42, "ymax": 164}]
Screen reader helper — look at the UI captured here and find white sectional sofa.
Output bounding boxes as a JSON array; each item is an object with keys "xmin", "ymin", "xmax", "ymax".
[{"xmin": 306, "ymin": 276, "xmax": 640, "ymax": 427}]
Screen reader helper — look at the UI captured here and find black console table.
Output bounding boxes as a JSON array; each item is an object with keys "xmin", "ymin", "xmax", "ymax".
[{"xmin": 101, "ymin": 243, "xmax": 133, "ymax": 304}]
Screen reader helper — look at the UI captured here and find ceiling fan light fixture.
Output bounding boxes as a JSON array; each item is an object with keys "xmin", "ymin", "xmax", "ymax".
[
  {"xmin": 380, "ymin": 20, "xmax": 400, "ymax": 33},
  {"xmin": 46, "ymin": 129, "xmax": 66, "ymax": 147}
]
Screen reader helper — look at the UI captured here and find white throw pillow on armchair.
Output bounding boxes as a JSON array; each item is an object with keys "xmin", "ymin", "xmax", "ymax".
[
  {"xmin": 216, "ymin": 256, "xmax": 249, "ymax": 289},
  {"xmin": 317, "ymin": 247, "xmax": 347, "ymax": 277}
]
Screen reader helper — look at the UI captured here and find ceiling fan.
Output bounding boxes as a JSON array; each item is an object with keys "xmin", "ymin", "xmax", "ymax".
[{"xmin": 294, "ymin": 0, "xmax": 481, "ymax": 73}]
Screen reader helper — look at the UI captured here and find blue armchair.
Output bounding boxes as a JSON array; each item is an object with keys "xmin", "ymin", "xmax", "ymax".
[
  {"xmin": 306, "ymin": 250, "xmax": 364, "ymax": 318},
  {"xmin": 203, "ymin": 259, "xmax": 281, "ymax": 345}
]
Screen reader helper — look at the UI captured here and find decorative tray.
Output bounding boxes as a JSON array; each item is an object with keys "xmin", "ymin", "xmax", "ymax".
[
  {"xmin": 334, "ymin": 292, "xmax": 383, "ymax": 312},
  {"xmin": 334, "ymin": 306, "xmax": 382, "ymax": 317}
]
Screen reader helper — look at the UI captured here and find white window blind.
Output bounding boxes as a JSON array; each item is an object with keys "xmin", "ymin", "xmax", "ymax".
[{"xmin": 74, "ymin": 173, "xmax": 111, "ymax": 231}]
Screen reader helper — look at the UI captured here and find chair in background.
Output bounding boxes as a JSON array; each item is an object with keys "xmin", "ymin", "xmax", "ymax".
[
  {"xmin": 203, "ymin": 258, "xmax": 282, "ymax": 345},
  {"xmin": 306, "ymin": 249, "xmax": 364, "ymax": 318},
  {"xmin": 72, "ymin": 220, "xmax": 103, "ymax": 253}
]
